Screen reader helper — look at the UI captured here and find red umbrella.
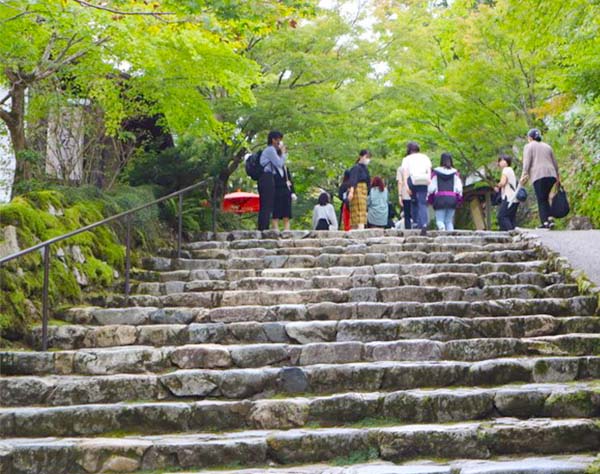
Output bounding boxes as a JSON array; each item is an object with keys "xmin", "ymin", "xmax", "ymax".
[{"xmin": 222, "ymin": 191, "xmax": 260, "ymax": 214}]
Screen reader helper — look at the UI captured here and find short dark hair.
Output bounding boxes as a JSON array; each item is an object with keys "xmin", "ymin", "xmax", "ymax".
[
  {"xmin": 528, "ymin": 128, "xmax": 542, "ymax": 141},
  {"xmin": 407, "ymin": 142, "xmax": 420, "ymax": 155},
  {"xmin": 440, "ymin": 152, "xmax": 453, "ymax": 169},
  {"xmin": 359, "ymin": 149, "xmax": 371, "ymax": 158},
  {"xmin": 498, "ymin": 154, "xmax": 512, "ymax": 166},
  {"xmin": 268, "ymin": 130, "xmax": 283, "ymax": 145},
  {"xmin": 318, "ymin": 192, "xmax": 330, "ymax": 206}
]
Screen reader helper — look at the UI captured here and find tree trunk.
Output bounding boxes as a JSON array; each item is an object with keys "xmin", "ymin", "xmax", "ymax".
[
  {"xmin": 1, "ymin": 80, "xmax": 30, "ymax": 194},
  {"xmin": 211, "ymin": 177, "xmax": 223, "ymax": 234}
]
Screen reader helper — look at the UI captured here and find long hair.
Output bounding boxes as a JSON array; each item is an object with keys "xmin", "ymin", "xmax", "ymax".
[
  {"xmin": 440, "ymin": 152, "xmax": 453, "ymax": 169},
  {"xmin": 371, "ymin": 176, "xmax": 385, "ymax": 192}
]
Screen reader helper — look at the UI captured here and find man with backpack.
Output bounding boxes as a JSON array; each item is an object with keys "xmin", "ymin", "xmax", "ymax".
[{"xmin": 248, "ymin": 130, "xmax": 287, "ymax": 231}]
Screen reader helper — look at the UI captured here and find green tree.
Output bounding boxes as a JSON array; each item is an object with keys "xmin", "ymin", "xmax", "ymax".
[{"xmin": 0, "ymin": 0, "xmax": 314, "ymax": 189}]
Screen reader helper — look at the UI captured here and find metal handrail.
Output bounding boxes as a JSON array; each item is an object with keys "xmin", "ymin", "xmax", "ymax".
[{"xmin": 0, "ymin": 177, "xmax": 213, "ymax": 351}]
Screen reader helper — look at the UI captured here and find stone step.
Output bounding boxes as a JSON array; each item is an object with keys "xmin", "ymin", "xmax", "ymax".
[
  {"xmin": 0, "ymin": 418, "xmax": 598, "ymax": 473},
  {"xmin": 131, "ymin": 270, "xmax": 565, "ymax": 296},
  {"xmin": 188, "ymin": 229, "xmax": 516, "ymax": 245},
  {"xmin": 8, "ymin": 334, "xmax": 600, "ymax": 375},
  {"xmin": 142, "ymin": 250, "xmax": 540, "ymax": 272},
  {"xmin": 91, "ymin": 283, "xmax": 581, "ymax": 310},
  {"xmin": 1, "ymin": 382, "xmax": 598, "ymax": 437},
  {"xmin": 193, "ymin": 296, "xmax": 599, "ymax": 323},
  {"xmin": 2, "ymin": 356, "xmax": 600, "ymax": 407},
  {"xmin": 179, "ymin": 456, "xmax": 598, "ymax": 474},
  {"xmin": 172, "ymin": 242, "xmax": 533, "ymax": 260},
  {"xmin": 37, "ymin": 314, "xmax": 600, "ymax": 351},
  {"xmin": 52, "ymin": 292, "xmax": 600, "ymax": 330},
  {"xmin": 133, "ymin": 260, "xmax": 551, "ymax": 284}
]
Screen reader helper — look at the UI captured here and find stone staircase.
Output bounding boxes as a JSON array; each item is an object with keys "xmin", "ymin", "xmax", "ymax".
[{"xmin": 1, "ymin": 229, "xmax": 600, "ymax": 474}]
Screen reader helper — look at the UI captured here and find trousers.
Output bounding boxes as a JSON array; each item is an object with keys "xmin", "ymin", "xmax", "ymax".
[
  {"xmin": 434, "ymin": 208, "xmax": 455, "ymax": 231},
  {"xmin": 533, "ymin": 177, "xmax": 556, "ymax": 225},
  {"xmin": 497, "ymin": 199, "xmax": 518, "ymax": 231},
  {"xmin": 411, "ymin": 185, "xmax": 429, "ymax": 230},
  {"xmin": 402, "ymin": 199, "xmax": 412, "ymax": 230},
  {"xmin": 258, "ymin": 173, "xmax": 275, "ymax": 231}
]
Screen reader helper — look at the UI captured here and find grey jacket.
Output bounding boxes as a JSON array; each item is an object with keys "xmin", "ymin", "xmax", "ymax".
[
  {"xmin": 522, "ymin": 141, "xmax": 559, "ymax": 183},
  {"xmin": 260, "ymin": 145, "xmax": 286, "ymax": 177}
]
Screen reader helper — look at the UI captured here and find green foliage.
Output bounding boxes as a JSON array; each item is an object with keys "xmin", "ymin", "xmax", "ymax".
[
  {"xmin": 0, "ymin": 185, "xmax": 165, "ymax": 345},
  {"xmin": 0, "ymin": 0, "xmax": 316, "ymax": 192},
  {"xmin": 125, "ymin": 137, "xmax": 210, "ymax": 193}
]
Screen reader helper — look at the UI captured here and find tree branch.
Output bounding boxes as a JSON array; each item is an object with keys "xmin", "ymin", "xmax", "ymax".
[
  {"xmin": 71, "ymin": 0, "xmax": 176, "ymax": 16},
  {"xmin": 52, "ymin": 34, "xmax": 84, "ymax": 65},
  {"xmin": 32, "ymin": 33, "xmax": 59, "ymax": 77},
  {"xmin": 290, "ymin": 78, "xmax": 328, "ymax": 89},
  {"xmin": 288, "ymin": 71, "xmax": 304, "ymax": 88},
  {"xmin": 1, "ymin": 9, "xmax": 42, "ymax": 23},
  {"xmin": 0, "ymin": 107, "xmax": 12, "ymax": 125},
  {"xmin": 473, "ymin": 97, "xmax": 508, "ymax": 126},
  {"xmin": 35, "ymin": 36, "xmax": 110, "ymax": 81}
]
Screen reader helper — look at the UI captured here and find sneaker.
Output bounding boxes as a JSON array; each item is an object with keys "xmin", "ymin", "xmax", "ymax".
[
  {"xmin": 547, "ymin": 221, "xmax": 555, "ymax": 229},
  {"xmin": 537, "ymin": 222, "xmax": 550, "ymax": 229}
]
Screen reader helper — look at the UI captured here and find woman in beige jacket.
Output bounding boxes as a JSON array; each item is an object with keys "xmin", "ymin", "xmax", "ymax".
[{"xmin": 519, "ymin": 128, "xmax": 561, "ymax": 229}]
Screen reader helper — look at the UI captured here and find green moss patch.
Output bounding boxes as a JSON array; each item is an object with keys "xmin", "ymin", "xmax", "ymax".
[{"xmin": 0, "ymin": 186, "xmax": 165, "ymax": 346}]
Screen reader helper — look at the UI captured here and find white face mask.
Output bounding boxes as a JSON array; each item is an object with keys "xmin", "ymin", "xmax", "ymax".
[{"xmin": 363, "ymin": 158, "xmax": 371, "ymax": 165}]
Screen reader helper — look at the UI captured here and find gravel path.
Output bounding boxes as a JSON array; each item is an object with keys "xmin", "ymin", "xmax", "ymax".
[{"xmin": 522, "ymin": 229, "xmax": 600, "ymax": 286}]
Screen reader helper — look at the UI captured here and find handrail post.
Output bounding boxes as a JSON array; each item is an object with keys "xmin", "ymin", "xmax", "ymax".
[
  {"xmin": 177, "ymin": 193, "xmax": 183, "ymax": 259},
  {"xmin": 211, "ymin": 177, "xmax": 217, "ymax": 234},
  {"xmin": 0, "ymin": 176, "xmax": 212, "ymax": 352},
  {"xmin": 124, "ymin": 215, "xmax": 132, "ymax": 304},
  {"xmin": 41, "ymin": 244, "xmax": 50, "ymax": 352}
]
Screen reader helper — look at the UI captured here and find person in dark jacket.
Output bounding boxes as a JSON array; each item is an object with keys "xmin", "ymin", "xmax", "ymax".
[
  {"xmin": 428, "ymin": 153, "xmax": 463, "ymax": 231},
  {"xmin": 347, "ymin": 149, "xmax": 371, "ymax": 230},
  {"xmin": 272, "ymin": 164, "xmax": 296, "ymax": 231},
  {"xmin": 258, "ymin": 130, "xmax": 286, "ymax": 231}
]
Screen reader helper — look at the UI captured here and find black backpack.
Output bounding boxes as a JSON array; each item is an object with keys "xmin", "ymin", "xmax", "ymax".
[{"xmin": 245, "ymin": 149, "xmax": 263, "ymax": 181}]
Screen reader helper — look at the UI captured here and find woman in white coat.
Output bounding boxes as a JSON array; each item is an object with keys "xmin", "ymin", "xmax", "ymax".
[{"xmin": 312, "ymin": 192, "xmax": 339, "ymax": 230}]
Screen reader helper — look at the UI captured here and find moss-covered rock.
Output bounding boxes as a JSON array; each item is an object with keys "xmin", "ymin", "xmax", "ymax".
[{"xmin": 0, "ymin": 186, "xmax": 163, "ymax": 346}]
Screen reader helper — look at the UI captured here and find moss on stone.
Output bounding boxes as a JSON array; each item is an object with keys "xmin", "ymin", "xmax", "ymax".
[
  {"xmin": 586, "ymin": 460, "xmax": 600, "ymax": 474},
  {"xmin": 545, "ymin": 390, "xmax": 595, "ymax": 417},
  {"xmin": 534, "ymin": 359, "xmax": 549, "ymax": 375},
  {"xmin": 0, "ymin": 186, "xmax": 164, "ymax": 345},
  {"xmin": 331, "ymin": 447, "xmax": 379, "ymax": 466}
]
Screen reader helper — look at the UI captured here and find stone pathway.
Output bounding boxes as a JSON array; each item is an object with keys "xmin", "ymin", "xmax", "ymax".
[
  {"xmin": 1, "ymin": 229, "xmax": 599, "ymax": 473},
  {"xmin": 522, "ymin": 229, "xmax": 600, "ymax": 286}
]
